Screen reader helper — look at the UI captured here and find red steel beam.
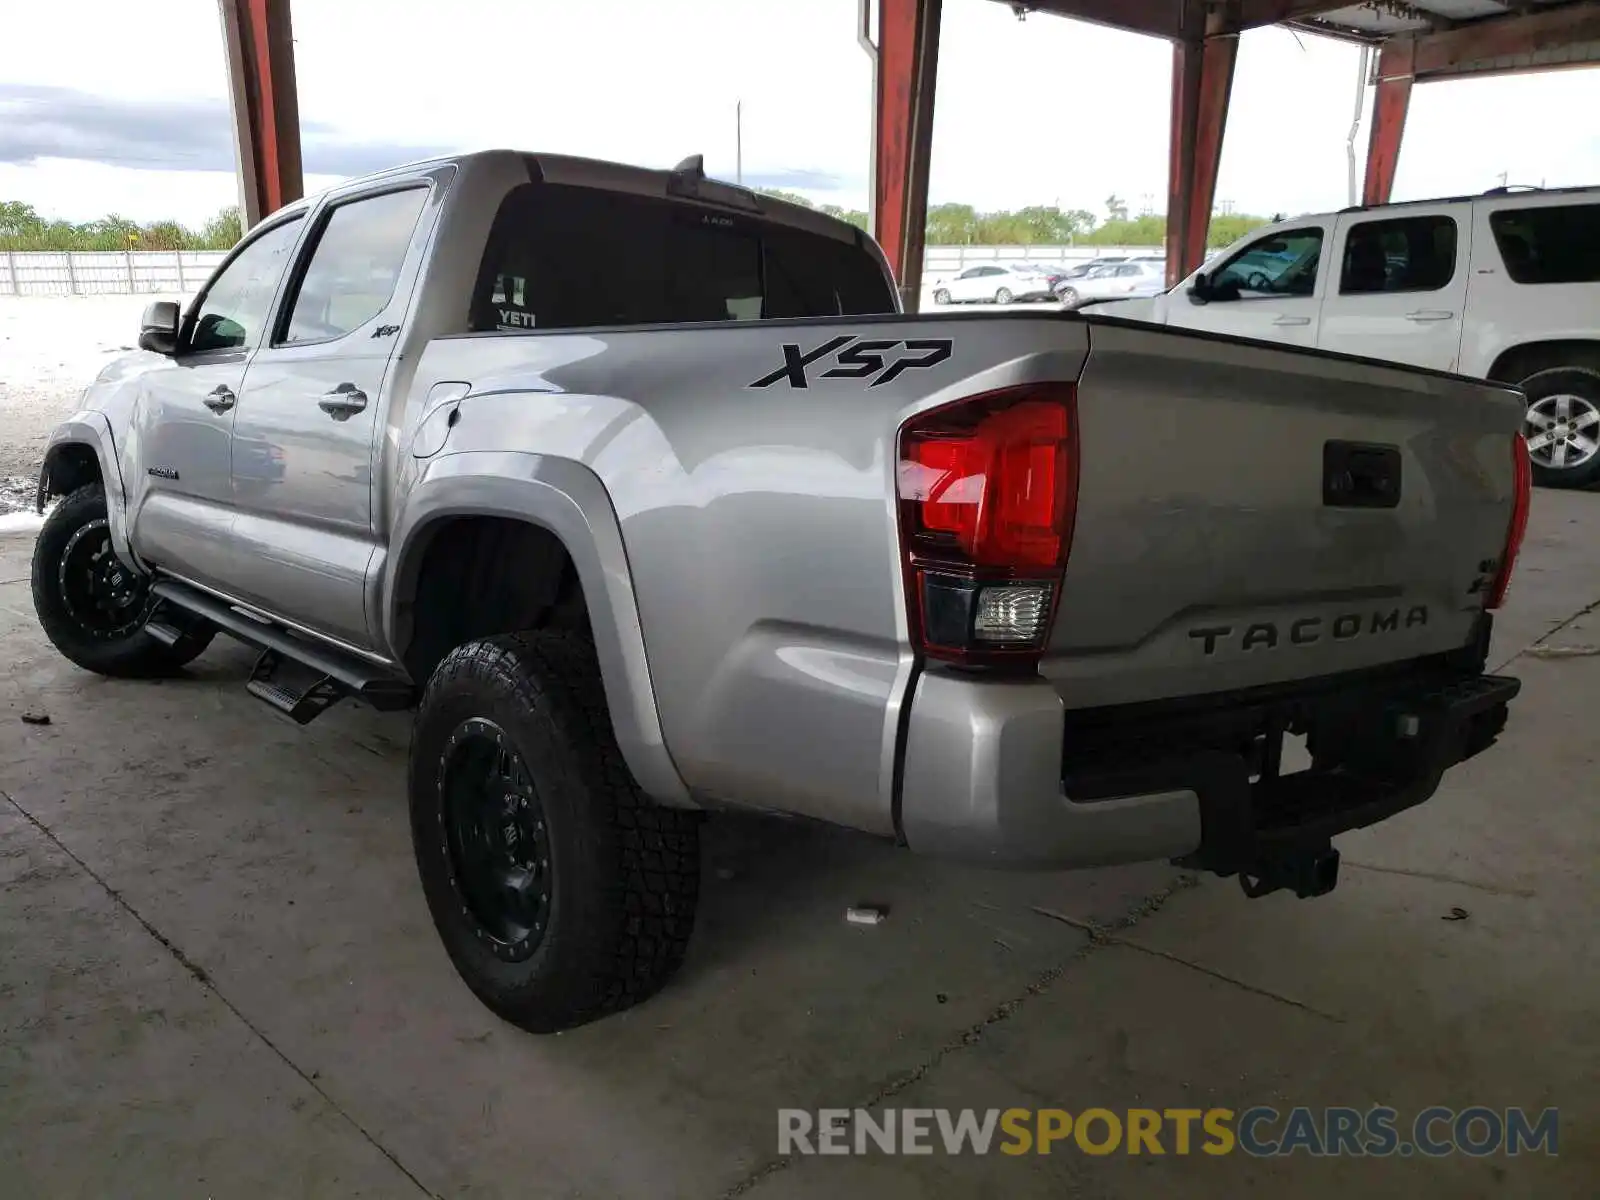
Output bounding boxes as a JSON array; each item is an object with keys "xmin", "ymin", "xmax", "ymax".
[
  {"xmin": 875, "ymin": 0, "xmax": 942, "ymax": 310},
  {"xmin": 220, "ymin": 0, "xmax": 303, "ymax": 228},
  {"xmin": 996, "ymin": 0, "xmax": 1190, "ymax": 39},
  {"xmin": 1225, "ymin": 1, "xmax": 1371, "ymax": 31},
  {"xmin": 1412, "ymin": 0, "xmax": 1600, "ymax": 77},
  {"xmin": 1362, "ymin": 39, "xmax": 1413, "ymax": 206},
  {"xmin": 1165, "ymin": 26, "xmax": 1238, "ymax": 285}
]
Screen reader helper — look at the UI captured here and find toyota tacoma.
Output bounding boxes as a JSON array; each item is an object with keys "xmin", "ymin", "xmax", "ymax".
[{"xmin": 32, "ymin": 150, "xmax": 1528, "ymax": 1031}]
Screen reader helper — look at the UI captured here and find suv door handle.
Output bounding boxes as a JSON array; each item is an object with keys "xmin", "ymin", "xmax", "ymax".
[
  {"xmin": 1405, "ymin": 310, "xmax": 1455, "ymax": 322},
  {"xmin": 1272, "ymin": 315, "xmax": 1311, "ymax": 327},
  {"xmin": 318, "ymin": 383, "xmax": 368, "ymax": 420},
  {"xmin": 202, "ymin": 385, "xmax": 236, "ymax": 413}
]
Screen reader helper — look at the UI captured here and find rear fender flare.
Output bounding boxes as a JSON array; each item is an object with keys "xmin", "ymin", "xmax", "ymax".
[{"xmin": 383, "ymin": 450, "xmax": 692, "ymax": 807}]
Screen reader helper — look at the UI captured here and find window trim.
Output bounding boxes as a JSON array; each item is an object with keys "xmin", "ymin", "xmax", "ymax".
[
  {"xmin": 1337, "ymin": 213, "xmax": 1458, "ymax": 297},
  {"xmin": 1209, "ymin": 225, "xmax": 1326, "ymax": 302},
  {"xmin": 179, "ymin": 211, "xmax": 306, "ymax": 357},
  {"xmin": 269, "ymin": 179, "xmax": 432, "ymax": 350}
]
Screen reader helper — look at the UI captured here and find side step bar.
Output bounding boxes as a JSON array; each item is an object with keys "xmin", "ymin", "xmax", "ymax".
[{"xmin": 150, "ymin": 579, "xmax": 414, "ymax": 720}]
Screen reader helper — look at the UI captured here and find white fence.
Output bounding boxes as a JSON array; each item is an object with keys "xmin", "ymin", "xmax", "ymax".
[
  {"xmin": 1, "ymin": 245, "xmax": 1165, "ymax": 299},
  {"xmin": 1, "ymin": 250, "xmax": 229, "ymax": 297}
]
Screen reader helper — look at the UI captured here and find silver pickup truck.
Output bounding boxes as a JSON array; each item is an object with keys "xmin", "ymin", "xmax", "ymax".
[{"xmin": 33, "ymin": 149, "xmax": 1528, "ymax": 1032}]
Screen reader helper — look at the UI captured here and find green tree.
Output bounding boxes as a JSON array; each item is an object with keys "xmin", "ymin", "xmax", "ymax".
[
  {"xmin": 755, "ymin": 188, "xmax": 815, "ymax": 209},
  {"xmin": 0, "ymin": 200, "xmax": 43, "ymax": 242},
  {"xmin": 926, "ymin": 203, "xmax": 980, "ymax": 244},
  {"xmin": 1206, "ymin": 212, "xmax": 1270, "ymax": 248},
  {"xmin": 819, "ymin": 204, "xmax": 869, "ymax": 233},
  {"xmin": 1105, "ymin": 194, "xmax": 1129, "ymax": 222},
  {"xmin": 139, "ymin": 220, "xmax": 190, "ymax": 251},
  {"xmin": 200, "ymin": 206, "xmax": 242, "ymax": 250}
]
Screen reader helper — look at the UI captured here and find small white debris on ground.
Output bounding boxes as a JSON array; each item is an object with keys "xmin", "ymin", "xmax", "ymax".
[{"xmin": 846, "ymin": 906, "xmax": 887, "ymax": 926}]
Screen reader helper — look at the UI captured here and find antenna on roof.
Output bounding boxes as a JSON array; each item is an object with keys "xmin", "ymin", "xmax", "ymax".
[{"xmin": 672, "ymin": 154, "xmax": 705, "ymax": 178}]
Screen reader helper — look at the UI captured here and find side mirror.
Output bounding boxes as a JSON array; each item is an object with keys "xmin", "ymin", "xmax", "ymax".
[
  {"xmin": 138, "ymin": 300, "xmax": 181, "ymax": 355},
  {"xmin": 1187, "ymin": 272, "xmax": 1211, "ymax": 306}
]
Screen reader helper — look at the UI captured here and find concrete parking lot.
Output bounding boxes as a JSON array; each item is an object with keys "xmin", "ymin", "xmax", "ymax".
[{"xmin": 1, "ymin": 488, "xmax": 1596, "ymax": 1199}]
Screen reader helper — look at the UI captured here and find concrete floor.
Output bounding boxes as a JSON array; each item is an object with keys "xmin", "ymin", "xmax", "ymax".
[{"xmin": 1, "ymin": 492, "xmax": 1596, "ymax": 1200}]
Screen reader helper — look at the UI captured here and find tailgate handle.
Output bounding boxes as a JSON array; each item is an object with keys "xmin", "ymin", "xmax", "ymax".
[{"xmin": 1324, "ymin": 441, "xmax": 1401, "ymax": 509}]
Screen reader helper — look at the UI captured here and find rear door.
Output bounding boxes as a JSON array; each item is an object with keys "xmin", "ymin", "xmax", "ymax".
[
  {"xmin": 1165, "ymin": 224, "xmax": 1329, "ymax": 347},
  {"xmin": 226, "ymin": 179, "xmax": 434, "ymax": 648},
  {"xmin": 1317, "ymin": 206, "xmax": 1469, "ymax": 371}
]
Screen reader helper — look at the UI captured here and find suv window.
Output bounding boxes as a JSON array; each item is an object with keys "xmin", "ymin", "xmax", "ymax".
[
  {"xmin": 1340, "ymin": 215, "xmax": 1456, "ymax": 294},
  {"xmin": 188, "ymin": 217, "xmax": 302, "ymax": 353},
  {"xmin": 282, "ymin": 187, "xmax": 428, "ymax": 344},
  {"xmin": 1490, "ymin": 203, "xmax": 1600, "ymax": 285},
  {"xmin": 472, "ymin": 183, "xmax": 895, "ymax": 330},
  {"xmin": 1210, "ymin": 228, "xmax": 1323, "ymax": 298}
]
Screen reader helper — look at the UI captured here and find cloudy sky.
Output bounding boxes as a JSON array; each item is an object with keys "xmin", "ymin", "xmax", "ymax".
[{"xmin": 2, "ymin": 0, "xmax": 1598, "ymax": 228}]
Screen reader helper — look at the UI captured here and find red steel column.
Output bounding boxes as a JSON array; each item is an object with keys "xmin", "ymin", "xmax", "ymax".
[
  {"xmin": 1363, "ymin": 40, "xmax": 1414, "ymax": 206},
  {"xmin": 219, "ymin": 0, "xmax": 304, "ymax": 228},
  {"xmin": 1165, "ymin": 22, "xmax": 1238, "ymax": 285},
  {"xmin": 874, "ymin": 0, "xmax": 942, "ymax": 310}
]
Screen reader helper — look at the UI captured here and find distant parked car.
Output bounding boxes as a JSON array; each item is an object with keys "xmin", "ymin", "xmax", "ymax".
[
  {"xmin": 1056, "ymin": 260, "xmax": 1168, "ymax": 309},
  {"xmin": 932, "ymin": 263, "xmax": 1056, "ymax": 305}
]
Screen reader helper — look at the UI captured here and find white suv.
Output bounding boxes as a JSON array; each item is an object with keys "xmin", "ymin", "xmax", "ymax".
[{"xmin": 1100, "ymin": 188, "xmax": 1600, "ymax": 488}]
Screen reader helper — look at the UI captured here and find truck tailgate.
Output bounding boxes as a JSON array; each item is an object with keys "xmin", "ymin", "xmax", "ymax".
[{"xmin": 1045, "ymin": 320, "xmax": 1525, "ymax": 708}]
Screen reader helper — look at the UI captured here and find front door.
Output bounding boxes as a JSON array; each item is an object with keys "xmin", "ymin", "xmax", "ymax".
[
  {"xmin": 227, "ymin": 183, "xmax": 432, "ymax": 649},
  {"xmin": 127, "ymin": 215, "xmax": 305, "ymax": 593},
  {"xmin": 1317, "ymin": 207, "xmax": 1470, "ymax": 372},
  {"xmin": 1166, "ymin": 225, "xmax": 1328, "ymax": 348}
]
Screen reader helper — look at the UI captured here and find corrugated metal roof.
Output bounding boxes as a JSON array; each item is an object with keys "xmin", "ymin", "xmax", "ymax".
[{"xmin": 1301, "ymin": 0, "xmax": 1577, "ymax": 39}]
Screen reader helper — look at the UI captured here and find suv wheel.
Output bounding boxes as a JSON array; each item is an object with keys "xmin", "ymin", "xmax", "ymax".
[
  {"xmin": 31, "ymin": 485, "xmax": 213, "ymax": 677},
  {"xmin": 410, "ymin": 632, "xmax": 701, "ymax": 1032},
  {"xmin": 1521, "ymin": 368, "xmax": 1600, "ymax": 488}
]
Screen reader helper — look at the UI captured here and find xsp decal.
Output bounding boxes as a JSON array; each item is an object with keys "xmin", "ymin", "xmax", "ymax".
[{"xmin": 750, "ymin": 336, "xmax": 953, "ymax": 389}]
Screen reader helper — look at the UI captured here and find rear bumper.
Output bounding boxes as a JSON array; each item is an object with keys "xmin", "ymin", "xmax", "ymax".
[{"xmin": 899, "ymin": 654, "xmax": 1519, "ymax": 872}]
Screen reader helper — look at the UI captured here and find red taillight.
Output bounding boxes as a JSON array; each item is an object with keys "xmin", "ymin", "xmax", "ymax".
[
  {"xmin": 897, "ymin": 384, "xmax": 1079, "ymax": 664},
  {"xmin": 1487, "ymin": 432, "xmax": 1532, "ymax": 610}
]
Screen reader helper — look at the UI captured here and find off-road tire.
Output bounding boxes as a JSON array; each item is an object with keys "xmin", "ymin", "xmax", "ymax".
[
  {"xmin": 31, "ymin": 485, "xmax": 213, "ymax": 677},
  {"xmin": 410, "ymin": 632, "xmax": 701, "ymax": 1032},
  {"xmin": 1520, "ymin": 366, "xmax": 1600, "ymax": 489}
]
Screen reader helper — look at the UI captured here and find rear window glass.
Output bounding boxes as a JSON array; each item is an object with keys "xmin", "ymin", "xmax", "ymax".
[
  {"xmin": 471, "ymin": 183, "xmax": 895, "ymax": 331},
  {"xmin": 1339, "ymin": 214, "xmax": 1457, "ymax": 295},
  {"xmin": 1490, "ymin": 203, "xmax": 1600, "ymax": 285}
]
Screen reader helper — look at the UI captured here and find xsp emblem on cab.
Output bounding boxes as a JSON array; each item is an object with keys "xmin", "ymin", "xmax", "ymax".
[
  {"xmin": 749, "ymin": 336, "xmax": 953, "ymax": 389},
  {"xmin": 1189, "ymin": 607, "xmax": 1429, "ymax": 656}
]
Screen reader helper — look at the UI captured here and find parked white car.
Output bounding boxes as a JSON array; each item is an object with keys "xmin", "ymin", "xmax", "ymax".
[
  {"xmin": 1056, "ymin": 260, "xmax": 1168, "ymax": 310},
  {"xmin": 1097, "ymin": 186, "xmax": 1600, "ymax": 487},
  {"xmin": 931, "ymin": 263, "xmax": 1056, "ymax": 305}
]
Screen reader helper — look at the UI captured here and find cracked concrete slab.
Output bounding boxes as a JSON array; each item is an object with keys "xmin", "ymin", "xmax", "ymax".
[{"xmin": 1, "ymin": 488, "xmax": 1597, "ymax": 1198}]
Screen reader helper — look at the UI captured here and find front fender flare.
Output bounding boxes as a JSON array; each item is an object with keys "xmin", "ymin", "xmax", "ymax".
[
  {"xmin": 383, "ymin": 450, "xmax": 692, "ymax": 808},
  {"xmin": 39, "ymin": 413, "xmax": 133, "ymax": 560}
]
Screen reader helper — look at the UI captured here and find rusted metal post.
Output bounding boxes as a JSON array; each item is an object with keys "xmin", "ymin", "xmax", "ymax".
[
  {"xmin": 1363, "ymin": 40, "xmax": 1414, "ymax": 206},
  {"xmin": 218, "ymin": 0, "xmax": 304, "ymax": 228},
  {"xmin": 1165, "ymin": 16, "xmax": 1238, "ymax": 286},
  {"xmin": 874, "ymin": 0, "xmax": 942, "ymax": 311}
]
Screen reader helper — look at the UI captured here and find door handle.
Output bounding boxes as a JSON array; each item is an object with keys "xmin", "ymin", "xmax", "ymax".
[
  {"xmin": 1272, "ymin": 315, "xmax": 1312, "ymax": 327},
  {"xmin": 203, "ymin": 385, "xmax": 236, "ymax": 414},
  {"xmin": 318, "ymin": 383, "xmax": 368, "ymax": 420},
  {"xmin": 1405, "ymin": 310, "xmax": 1455, "ymax": 322}
]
